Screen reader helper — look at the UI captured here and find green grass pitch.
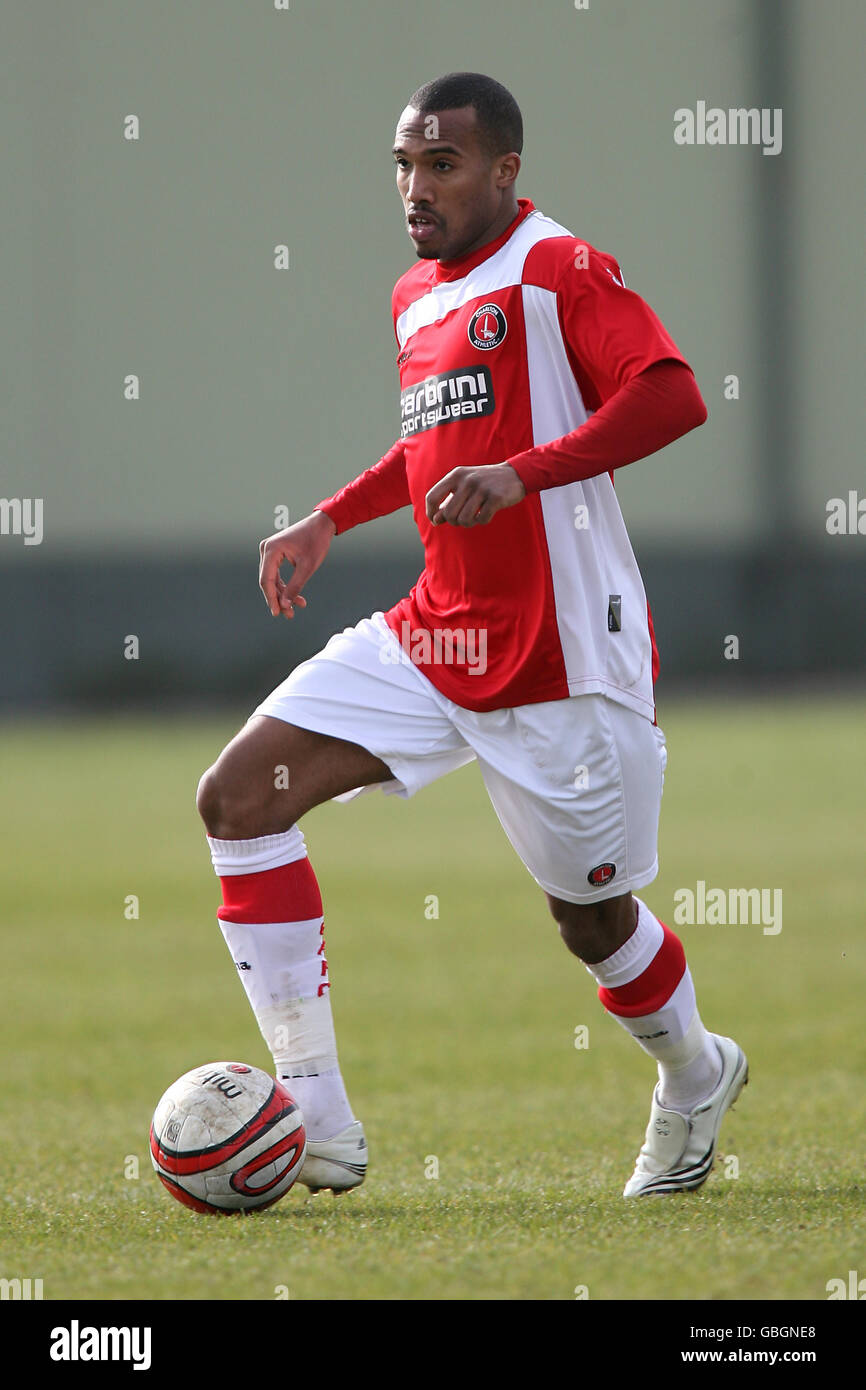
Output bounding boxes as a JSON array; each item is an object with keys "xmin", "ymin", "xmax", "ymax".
[{"xmin": 0, "ymin": 696, "xmax": 863, "ymax": 1301}]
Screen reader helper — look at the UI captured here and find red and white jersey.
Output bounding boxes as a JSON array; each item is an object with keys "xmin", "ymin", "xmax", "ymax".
[{"xmin": 320, "ymin": 198, "xmax": 693, "ymax": 719}]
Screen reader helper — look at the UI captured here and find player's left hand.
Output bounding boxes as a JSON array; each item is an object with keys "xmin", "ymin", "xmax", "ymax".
[{"xmin": 425, "ymin": 462, "xmax": 526, "ymax": 527}]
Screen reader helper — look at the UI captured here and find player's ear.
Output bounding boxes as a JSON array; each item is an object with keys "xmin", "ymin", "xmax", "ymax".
[{"xmin": 495, "ymin": 152, "xmax": 521, "ymax": 189}]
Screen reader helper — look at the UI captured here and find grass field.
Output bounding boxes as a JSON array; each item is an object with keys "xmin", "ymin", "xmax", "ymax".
[{"xmin": 1, "ymin": 697, "xmax": 864, "ymax": 1302}]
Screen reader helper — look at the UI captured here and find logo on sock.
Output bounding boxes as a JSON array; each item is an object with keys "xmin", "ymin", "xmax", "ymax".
[
  {"xmin": 234, "ymin": 960, "xmax": 251, "ymax": 971},
  {"xmin": 587, "ymin": 862, "xmax": 616, "ymax": 887}
]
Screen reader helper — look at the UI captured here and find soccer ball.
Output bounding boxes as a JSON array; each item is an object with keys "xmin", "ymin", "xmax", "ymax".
[{"xmin": 150, "ymin": 1062, "xmax": 306, "ymax": 1214}]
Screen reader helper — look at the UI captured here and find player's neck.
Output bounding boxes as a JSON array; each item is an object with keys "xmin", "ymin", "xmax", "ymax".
[{"xmin": 441, "ymin": 197, "xmax": 522, "ymax": 264}]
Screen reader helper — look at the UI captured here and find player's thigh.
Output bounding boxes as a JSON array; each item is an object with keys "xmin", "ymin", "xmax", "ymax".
[
  {"xmin": 199, "ymin": 612, "xmax": 474, "ymax": 835},
  {"xmin": 471, "ymin": 694, "xmax": 667, "ymax": 906},
  {"xmin": 251, "ymin": 612, "xmax": 475, "ymax": 803},
  {"xmin": 203, "ymin": 715, "xmax": 393, "ymax": 821},
  {"xmin": 197, "ymin": 716, "xmax": 394, "ymax": 838}
]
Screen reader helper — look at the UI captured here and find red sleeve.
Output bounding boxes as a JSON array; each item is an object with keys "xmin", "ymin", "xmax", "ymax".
[
  {"xmin": 507, "ymin": 359, "xmax": 707, "ymax": 495},
  {"xmin": 556, "ymin": 248, "xmax": 691, "ymax": 405},
  {"xmin": 314, "ymin": 437, "xmax": 411, "ymax": 535}
]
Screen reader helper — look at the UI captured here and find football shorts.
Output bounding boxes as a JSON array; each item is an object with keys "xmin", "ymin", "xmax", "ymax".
[{"xmin": 253, "ymin": 612, "xmax": 667, "ymax": 905}]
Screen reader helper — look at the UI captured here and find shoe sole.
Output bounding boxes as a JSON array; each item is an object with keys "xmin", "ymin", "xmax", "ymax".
[{"xmin": 304, "ymin": 1184, "xmax": 361, "ymax": 1196}]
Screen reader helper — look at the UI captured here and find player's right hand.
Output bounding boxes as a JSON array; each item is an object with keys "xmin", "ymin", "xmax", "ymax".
[{"xmin": 258, "ymin": 509, "xmax": 337, "ymax": 619}]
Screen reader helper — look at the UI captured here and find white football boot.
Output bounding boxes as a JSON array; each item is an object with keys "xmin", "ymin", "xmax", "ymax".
[
  {"xmin": 623, "ymin": 1034, "xmax": 748, "ymax": 1197},
  {"xmin": 297, "ymin": 1120, "xmax": 368, "ymax": 1195}
]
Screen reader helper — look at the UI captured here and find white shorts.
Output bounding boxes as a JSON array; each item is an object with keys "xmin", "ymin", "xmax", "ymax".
[{"xmin": 253, "ymin": 613, "xmax": 667, "ymax": 905}]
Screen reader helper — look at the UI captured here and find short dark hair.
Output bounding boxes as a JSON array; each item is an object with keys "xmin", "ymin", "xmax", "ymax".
[{"xmin": 407, "ymin": 72, "xmax": 523, "ymax": 160}]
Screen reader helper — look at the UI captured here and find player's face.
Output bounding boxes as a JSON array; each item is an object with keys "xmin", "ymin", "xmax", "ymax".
[{"xmin": 393, "ymin": 105, "xmax": 517, "ymax": 261}]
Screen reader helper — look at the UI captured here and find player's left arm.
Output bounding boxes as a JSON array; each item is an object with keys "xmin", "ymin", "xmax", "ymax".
[{"xmin": 426, "ymin": 250, "xmax": 707, "ymax": 527}]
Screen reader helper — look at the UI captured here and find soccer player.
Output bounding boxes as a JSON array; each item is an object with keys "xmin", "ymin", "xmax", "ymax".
[{"xmin": 197, "ymin": 73, "xmax": 747, "ymax": 1197}]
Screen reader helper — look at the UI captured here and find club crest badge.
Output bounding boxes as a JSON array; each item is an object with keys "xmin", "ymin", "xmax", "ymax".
[
  {"xmin": 468, "ymin": 302, "xmax": 507, "ymax": 351},
  {"xmin": 587, "ymin": 862, "xmax": 617, "ymax": 888}
]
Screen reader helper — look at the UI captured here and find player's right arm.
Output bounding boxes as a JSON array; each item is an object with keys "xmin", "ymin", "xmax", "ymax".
[{"xmin": 258, "ymin": 436, "xmax": 410, "ymax": 619}]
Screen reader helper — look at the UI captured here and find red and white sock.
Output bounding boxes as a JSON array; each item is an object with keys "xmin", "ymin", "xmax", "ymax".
[
  {"xmin": 207, "ymin": 824, "xmax": 355, "ymax": 1142},
  {"xmin": 586, "ymin": 896, "xmax": 722, "ymax": 1114}
]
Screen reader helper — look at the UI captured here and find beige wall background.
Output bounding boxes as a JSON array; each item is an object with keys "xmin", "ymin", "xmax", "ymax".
[{"xmin": 4, "ymin": 0, "xmax": 863, "ymax": 557}]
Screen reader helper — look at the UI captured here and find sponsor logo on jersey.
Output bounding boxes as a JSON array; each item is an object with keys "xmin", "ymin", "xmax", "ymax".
[
  {"xmin": 468, "ymin": 302, "xmax": 507, "ymax": 350},
  {"xmin": 587, "ymin": 861, "xmax": 616, "ymax": 887},
  {"xmin": 400, "ymin": 365, "xmax": 495, "ymax": 437}
]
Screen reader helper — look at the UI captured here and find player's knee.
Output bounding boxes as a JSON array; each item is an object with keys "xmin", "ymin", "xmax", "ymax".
[
  {"xmin": 557, "ymin": 913, "xmax": 608, "ymax": 963},
  {"xmin": 196, "ymin": 761, "xmax": 257, "ymax": 838},
  {"xmin": 195, "ymin": 764, "xmax": 224, "ymax": 833},
  {"xmin": 548, "ymin": 891, "xmax": 636, "ymax": 962},
  {"xmin": 547, "ymin": 894, "xmax": 590, "ymax": 932},
  {"xmin": 546, "ymin": 897, "xmax": 589, "ymax": 957},
  {"xmin": 546, "ymin": 894, "xmax": 572, "ymax": 927},
  {"xmin": 553, "ymin": 907, "xmax": 587, "ymax": 957},
  {"xmin": 197, "ymin": 750, "xmax": 305, "ymax": 839},
  {"xmin": 556, "ymin": 918, "xmax": 586, "ymax": 957}
]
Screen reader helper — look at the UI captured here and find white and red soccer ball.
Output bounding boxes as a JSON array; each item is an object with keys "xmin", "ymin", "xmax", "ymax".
[{"xmin": 150, "ymin": 1062, "xmax": 306, "ymax": 1214}]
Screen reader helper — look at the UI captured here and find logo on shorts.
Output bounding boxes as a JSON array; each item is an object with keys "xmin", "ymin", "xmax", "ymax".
[
  {"xmin": 226, "ymin": 1064, "xmax": 252, "ymax": 1073},
  {"xmin": 468, "ymin": 302, "xmax": 507, "ymax": 351},
  {"xmin": 587, "ymin": 862, "xmax": 617, "ymax": 887}
]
